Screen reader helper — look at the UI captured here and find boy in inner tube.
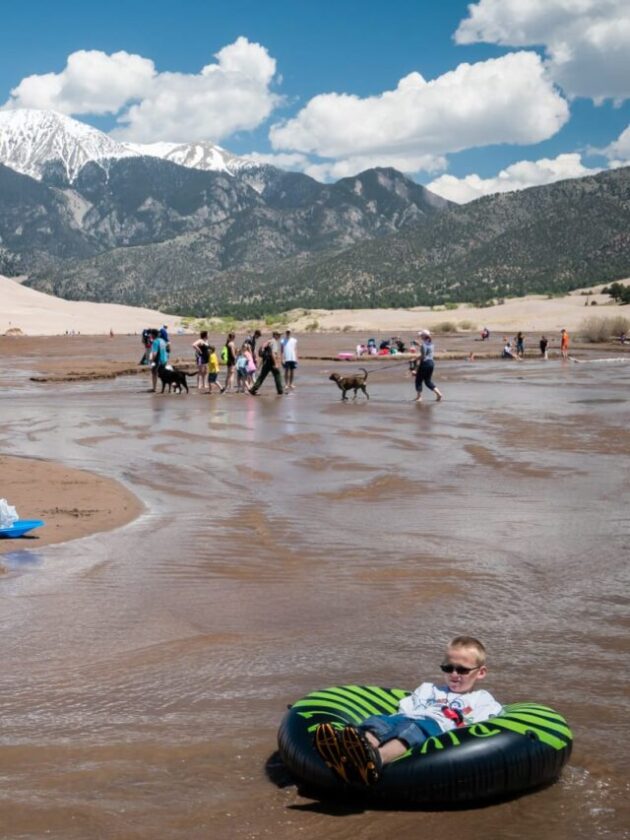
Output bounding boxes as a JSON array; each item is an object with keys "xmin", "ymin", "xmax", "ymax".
[{"xmin": 314, "ymin": 635, "xmax": 502, "ymax": 786}]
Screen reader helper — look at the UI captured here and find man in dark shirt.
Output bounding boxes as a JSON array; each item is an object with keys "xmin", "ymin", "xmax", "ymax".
[{"xmin": 249, "ymin": 331, "xmax": 284, "ymax": 395}]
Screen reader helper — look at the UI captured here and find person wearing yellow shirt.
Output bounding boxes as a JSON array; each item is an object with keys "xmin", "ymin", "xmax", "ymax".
[{"xmin": 207, "ymin": 346, "xmax": 223, "ymax": 394}]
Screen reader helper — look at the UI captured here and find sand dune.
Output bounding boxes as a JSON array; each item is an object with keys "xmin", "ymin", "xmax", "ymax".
[
  {"xmin": 2, "ymin": 273, "xmax": 628, "ymax": 336},
  {"xmin": 1, "ymin": 275, "xmax": 181, "ymax": 336},
  {"xmin": 288, "ymin": 281, "xmax": 630, "ymax": 334}
]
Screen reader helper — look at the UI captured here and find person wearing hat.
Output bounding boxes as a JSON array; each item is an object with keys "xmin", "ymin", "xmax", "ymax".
[
  {"xmin": 249, "ymin": 330, "xmax": 284, "ymax": 396},
  {"xmin": 413, "ymin": 329, "xmax": 443, "ymax": 403}
]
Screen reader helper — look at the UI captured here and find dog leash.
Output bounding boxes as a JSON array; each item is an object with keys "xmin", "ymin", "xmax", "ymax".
[{"xmin": 361, "ymin": 359, "xmax": 414, "ymax": 373}]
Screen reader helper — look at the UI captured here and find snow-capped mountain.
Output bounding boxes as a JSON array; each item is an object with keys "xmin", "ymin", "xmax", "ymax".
[
  {"xmin": 127, "ymin": 140, "xmax": 253, "ymax": 174},
  {"xmin": 0, "ymin": 109, "xmax": 136, "ymax": 182},
  {"xmin": 126, "ymin": 139, "xmax": 273, "ymax": 193},
  {"xmin": 0, "ymin": 108, "xmax": 266, "ymax": 187}
]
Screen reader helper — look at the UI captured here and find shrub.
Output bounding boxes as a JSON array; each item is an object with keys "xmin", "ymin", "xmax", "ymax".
[
  {"xmin": 342, "ymin": 325, "xmax": 354, "ymax": 332},
  {"xmin": 602, "ymin": 282, "xmax": 630, "ymax": 304},
  {"xmin": 458, "ymin": 320, "xmax": 476, "ymax": 330},
  {"xmin": 444, "ymin": 302, "xmax": 459, "ymax": 311},
  {"xmin": 304, "ymin": 320, "xmax": 320, "ymax": 332},
  {"xmin": 610, "ymin": 315, "xmax": 630, "ymax": 336},
  {"xmin": 579, "ymin": 315, "xmax": 630, "ymax": 342},
  {"xmin": 433, "ymin": 321, "xmax": 457, "ymax": 333}
]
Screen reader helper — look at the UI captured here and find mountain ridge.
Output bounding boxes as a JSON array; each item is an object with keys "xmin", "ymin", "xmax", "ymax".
[
  {"xmin": 1, "ymin": 108, "xmax": 628, "ymax": 317},
  {"xmin": 23, "ymin": 165, "xmax": 629, "ymax": 316}
]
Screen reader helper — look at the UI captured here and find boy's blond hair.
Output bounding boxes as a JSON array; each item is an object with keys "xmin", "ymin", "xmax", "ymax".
[{"xmin": 448, "ymin": 636, "xmax": 488, "ymax": 666}]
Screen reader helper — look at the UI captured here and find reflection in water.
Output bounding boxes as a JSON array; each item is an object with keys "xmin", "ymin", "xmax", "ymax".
[
  {"xmin": 0, "ymin": 548, "xmax": 43, "ymax": 568},
  {"xmin": 1, "ymin": 361, "xmax": 629, "ymax": 840}
]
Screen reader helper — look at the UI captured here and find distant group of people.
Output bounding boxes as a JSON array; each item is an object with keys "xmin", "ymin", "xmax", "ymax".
[
  {"xmin": 501, "ymin": 329, "xmax": 569, "ymax": 361},
  {"xmin": 190, "ymin": 328, "xmax": 298, "ymax": 396},
  {"xmin": 139, "ymin": 323, "xmax": 581, "ymax": 401},
  {"xmin": 356, "ymin": 337, "xmax": 407, "ymax": 357}
]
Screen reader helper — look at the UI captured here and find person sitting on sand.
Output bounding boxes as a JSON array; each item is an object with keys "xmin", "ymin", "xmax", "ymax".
[
  {"xmin": 502, "ymin": 338, "xmax": 520, "ymax": 360},
  {"xmin": 314, "ymin": 636, "xmax": 502, "ymax": 786}
]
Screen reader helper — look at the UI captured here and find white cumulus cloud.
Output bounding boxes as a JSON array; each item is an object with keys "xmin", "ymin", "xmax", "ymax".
[
  {"xmin": 427, "ymin": 153, "xmax": 602, "ymax": 204},
  {"xmin": 114, "ymin": 37, "xmax": 279, "ymax": 142},
  {"xmin": 3, "ymin": 38, "xmax": 280, "ymax": 143},
  {"xmin": 602, "ymin": 123, "xmax": 630, "ymax": 165},
  {"xmin": 455, "ymin": 0, "xmax": 630, "ymax": 103},
  {"xmin": 303, "ymin": 152, "xmax": 447, "ymax": 182},
  {"xmin": 269, "ymin": 52, "xmax": 568, "ymax": 177},
  {"xmin": 4, "ymin": 50, "xmax": 156, "ymax": 114}
]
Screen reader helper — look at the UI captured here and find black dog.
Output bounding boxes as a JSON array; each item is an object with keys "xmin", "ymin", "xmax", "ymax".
[
  {"xmin": 329, "ymin": 368, "xmax": 369, "ymax": 400},
  {"xmin": 157, "ymin": 364, "xmax": 193, "ymax": 394}
]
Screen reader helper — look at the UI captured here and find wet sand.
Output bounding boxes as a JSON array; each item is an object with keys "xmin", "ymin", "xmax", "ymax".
[
  {"xmin": 0, "ymin": 338, "xmax": 629, "ymax": 839},
  {"xmin": 0, "ymin": 454, "xmax": 142, "ymax": 560}
]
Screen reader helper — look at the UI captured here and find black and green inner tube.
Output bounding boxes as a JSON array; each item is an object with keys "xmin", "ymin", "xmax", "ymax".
[{"xmin": 277, "ymin": 685, "xmax": 572, "ymax": 805}]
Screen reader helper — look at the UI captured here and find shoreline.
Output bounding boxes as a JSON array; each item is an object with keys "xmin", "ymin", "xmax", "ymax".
[
  {"xmin": 0, "ymin": 453, "xmax": 143, "ymax": 561},
  {"xmin": 1, "ymin": 333, "xmax": 627, "ymax": 385}
]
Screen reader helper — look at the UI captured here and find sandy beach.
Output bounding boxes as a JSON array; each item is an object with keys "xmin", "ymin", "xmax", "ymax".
[{"xmin": 0, "ymin": 454, "xmax": 142, "ymax": 559}]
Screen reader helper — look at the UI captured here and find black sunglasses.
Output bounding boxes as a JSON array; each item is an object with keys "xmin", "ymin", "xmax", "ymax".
[{"xmin": 440, "ymin": 663, "xmax": 481, "ymax": 675}]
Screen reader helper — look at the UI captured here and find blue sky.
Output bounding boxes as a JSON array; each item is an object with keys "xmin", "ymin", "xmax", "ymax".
[{"xmin": 1, "ymin": 0, "xmax": 630, "ymax": 201}]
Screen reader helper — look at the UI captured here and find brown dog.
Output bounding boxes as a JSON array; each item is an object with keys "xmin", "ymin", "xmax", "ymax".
[{"xmin": 329, "ymin": 368, "xmax": 369, "ymax": 400}]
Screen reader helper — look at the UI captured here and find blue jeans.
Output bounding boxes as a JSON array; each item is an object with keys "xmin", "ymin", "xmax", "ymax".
[
  {"xmin": 359, "ymin": 714, "xmax": 442, "ymax": 748},
  {"xmin": 415, "ymin": 360, "xmax": 436, "ymax": 392}
]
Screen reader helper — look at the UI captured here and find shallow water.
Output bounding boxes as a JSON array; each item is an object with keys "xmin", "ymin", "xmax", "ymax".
[{"xmin": 1, "ymin": 359, "xmax": 629, "ymax": 839}]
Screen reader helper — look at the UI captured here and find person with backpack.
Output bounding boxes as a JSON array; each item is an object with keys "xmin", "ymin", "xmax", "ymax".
[
  {"xmin": 249, "ymin": 331, "xmax": 284, "ymax": 396},
  {"xmin": 245, "ymin": 329, "xmax": 262, "ymax": 358},
  {"xmin": 192, "ymin": 330, "xmax": 211, "ymax": 392},
  {"xmin": 140, "ymin": 328, "xmax": 153, "ymax": 365}
]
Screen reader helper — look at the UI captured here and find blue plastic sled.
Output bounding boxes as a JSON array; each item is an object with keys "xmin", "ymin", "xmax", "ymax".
[{"xmin": 0, "ymin": 519, "xmax": 45, "ymax": 538}]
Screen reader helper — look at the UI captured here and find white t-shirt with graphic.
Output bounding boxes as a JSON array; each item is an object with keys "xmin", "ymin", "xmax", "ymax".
[{"xmin": 397, "ymin": 682, "xmax": 502, "ymax": 731}]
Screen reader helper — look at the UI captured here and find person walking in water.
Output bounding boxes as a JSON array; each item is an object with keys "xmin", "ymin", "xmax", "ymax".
[
  {"xmin": 560, "ymin": 328, "xmax": 570, "ymax": 360},
  {"xmin": 414, "ymin": 330, "xmax": 443, "ymax": 403},
  {"xmin": 192, "ymin": 330, "xmax": 210, "ymax": 392},
  {"xmin": 249, "ymin": 331, "xmax": 284, "ymax": 396},
  {"xmin": 282, "ymin": 329, "xmax": 298, "ymax": 391}
]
